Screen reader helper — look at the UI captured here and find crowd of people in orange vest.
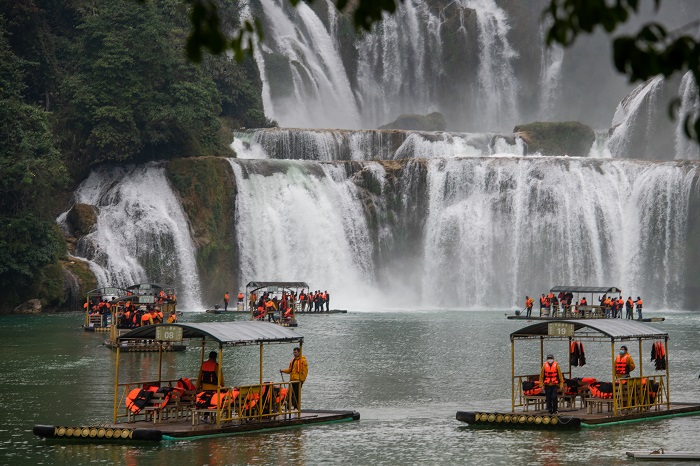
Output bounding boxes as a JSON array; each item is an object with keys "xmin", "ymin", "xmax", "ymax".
[
  {"xmin": 86, "ymin": 290, "xmax": 177, "ymax": 328},
  {"xmin": 524, "ymin": 292, "xmax": 643, "ymax": 319},
  {"xmin": 245, "ymin": 289, "xmax": 330, "ymax": 321}
]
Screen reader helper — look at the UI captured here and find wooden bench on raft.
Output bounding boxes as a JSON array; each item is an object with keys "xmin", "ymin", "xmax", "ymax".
[
  {"xmin": 585, "ymin": 397, "xmax": 614, "ymax": 414},
  {"xmin": 523, "ymin": 394, "xmax": 577, "ymax": 411}
]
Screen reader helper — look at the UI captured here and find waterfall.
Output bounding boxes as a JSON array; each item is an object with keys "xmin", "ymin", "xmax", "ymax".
[
  {"xmin": 418, "ymin": 157, "xmax": 695, "ymax": 309},
  {"xmin": 65, "ymin": 163, "xmax": 204, "ymax": 311},
  {"xmin": 537, "ymin": 19, "xmax": 563, "ymax": 118},
  {"xmin": 250, "ymin": 0, "xmax": 524, "ymax": 131},
  {"xmin": 227, "ymin": 158, "xmax": 377, "ymax": 308}
]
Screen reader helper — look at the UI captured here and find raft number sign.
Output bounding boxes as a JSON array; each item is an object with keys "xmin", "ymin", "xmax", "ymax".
[
  {"xmin": 548, "ymin": 322, "xmax": 574, "ymax": 337},
  {"xmin": 155, "ymin": 326, "xmax": 182, "ymax": 341}
]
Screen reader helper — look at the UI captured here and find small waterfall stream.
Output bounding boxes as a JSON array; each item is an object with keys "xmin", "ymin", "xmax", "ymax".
[{"xmin": 64, "ymin": 163, "xmax": 204, "ymax": 311}]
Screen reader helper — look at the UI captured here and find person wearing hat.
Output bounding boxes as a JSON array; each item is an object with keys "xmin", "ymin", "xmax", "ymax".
[
  {"xmin": 615, "ymin": 345, "xmax": 636, "ymax": 377},
  {"xmin": 197, "ymin": 351, "xmax": 225, "ymax": 391},
  {"xmin": 539, "ymin": 354, "xmax": 565, "ymax": 415}
]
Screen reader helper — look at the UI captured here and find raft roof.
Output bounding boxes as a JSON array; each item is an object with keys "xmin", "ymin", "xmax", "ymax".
[
  {"xmin": 246, "ymin": 281, "xmax": 309, "ymax": 289},
  {"xmin": 118, "ymin": 321, "xmax": 303, "ymax": 346},
  {"xmin": 549, "ymin": 286, "xmax": 622, "ymax": 294},
  {"xmin": 510, "ymin": 319, "xmax": 667, "ymax": 340}
]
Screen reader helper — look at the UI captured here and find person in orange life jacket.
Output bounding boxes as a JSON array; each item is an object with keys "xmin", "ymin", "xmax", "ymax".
[
  {"xmin": 625, "ymin": 297, "xmax": 634, "ymax": 320},
  {"xmin": 224, "ymin": 292, "xmax": 230, "ymax": 311},
  {"xmin": 615, "ymin": 346, "xmax": 636, "ymax": 378},
  {"xmin": 539, "ymin": 354, "xmax": 565, "ymax": 415},
  {"xmin": 281, "ymin": 347, "xmax": 308, "ymax": 410},
  {"xmin": 525, "ymin": 296, "xmax": 534, "ymax": 317},
  {"xmin": 539, "ymin": 294, "xmax": 547, "ymax": 316},
  {"xmin": 636, "ymin": 297, "xmax": 643, "ymax": 320},
  {"xmin": 325, "ymin": 291, "xmax": 330, "ymax": 311},
  {"xmin": 197, "ymin": 351, "xmax": 224, "ymax": 391},
  {"xmin": 166, "ymin": 311, "xmax": 178, "ymax": 324}
]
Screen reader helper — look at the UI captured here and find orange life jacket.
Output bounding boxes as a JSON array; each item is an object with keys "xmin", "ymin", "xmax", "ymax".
[
  {"xmin": 616, "ymin": 354, "xmax": 631, "ymax": 375},
  {"xmin": 580, "ymin": 298, "xmax": 587, "ymax": 305},
  {"xmin": 200, "ymin": 359, "xmax": 219, "ymax": 386},
  {"xmin": 636, "ymin": 299, "xmax": 643, "ymax": 307},
  {"xmin": 543, "ymin": 361, "xmax": 560, "ymax": 385},
  {"xmin": 238, "ymin": 293, "xmax": 244, "ymax": 299}
]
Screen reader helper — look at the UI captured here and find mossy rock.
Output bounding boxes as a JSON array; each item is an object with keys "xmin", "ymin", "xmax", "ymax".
[
  {"xmin": 379, "ymin": 112, "xmax": 447, "ymax": 132},
  {"xmin": 513, "ymin": 121, "xmax": 595, "ymax": 157},
  {"xmin": 66, "ymin": 203, "xmax": 98, "ymax": 237},
  {"xmin": 166, "ymin": 157, "xmax": 237, "ymax": 305}
]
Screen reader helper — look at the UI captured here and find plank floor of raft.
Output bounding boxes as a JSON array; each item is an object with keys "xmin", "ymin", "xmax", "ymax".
[
  {"xmin": 473, "ymin": 402, "xmax": 700, "ymax": 426},
  {"xmin": 110, "ymin": 409, "xmax": 356, "ymax": 437}
]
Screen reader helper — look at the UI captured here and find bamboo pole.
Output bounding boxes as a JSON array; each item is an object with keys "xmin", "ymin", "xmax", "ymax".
[
  {"xmin": 612, "ymin": 340, "xmax": 617, "ymax": 416},
  {"xmin": 113, "ymin": 346, "xmax": 121, "ymax": 423}
]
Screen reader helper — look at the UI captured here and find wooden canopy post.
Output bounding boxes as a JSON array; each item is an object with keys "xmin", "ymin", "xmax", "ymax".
[
  {"xmin": 664, "ymin": 336, "xmax": 671, "ymax": 407},
  {"xmin": 611, "ymin": 340, "xmax": 617, "ymax": 416},
  {"xmin": 259, "ymin": 343, "xmax": 264, "ymax": 385},
  {"xmin": 113, "ymin": 346, "xmax": 121, "ymax": 423},
  {"xmin": 511, "ymin": 337, "xmax": 515, "ymax": 412}
]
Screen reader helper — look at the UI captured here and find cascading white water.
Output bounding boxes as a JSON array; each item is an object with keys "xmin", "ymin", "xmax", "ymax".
[
  {"xmin": 227, "ymin": 158, "xmax": 377, "ymax": 308},
  {"xmin": 675, "ymin": 72, "xmax": 700, "ymax": 160},
  {"xmin": 537, "ymin": 19, "xmax": 564, "ymax": 118},
  {"xmin": 463, "ymin": 0, "xmax": 519, "ymax": 130},
  {"xmin": 65, "ymin": 163, "xmax": 204, "ymax": 311},
  {"xmin": 607, "ymin": 76, "xmax": 666, "ymax": 159},
  {"xmin": 232, "ymin": 128, "xmax": 525, "ymax": 160},
  {"xmin": 254, "ymin": 0, "xmax": 361, "ymax": 128}
]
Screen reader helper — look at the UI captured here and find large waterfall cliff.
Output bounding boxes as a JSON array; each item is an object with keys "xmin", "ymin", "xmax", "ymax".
[{"xmin": 59, "ymin": 0, "xmax": 700, "ymax": 311}]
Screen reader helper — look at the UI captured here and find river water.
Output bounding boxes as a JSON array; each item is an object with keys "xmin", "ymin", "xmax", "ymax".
[{"xmin": 1, "ymin": 310, "xmax": 699, "ymax": 465}]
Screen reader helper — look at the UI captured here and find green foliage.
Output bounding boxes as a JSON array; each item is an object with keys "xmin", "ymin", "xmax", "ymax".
[
  {"xmin": 58, "ymin": 0, "xmax": 223, "ymax": 173},
  {"xmin": 0, "ymin": 215, "xmax": 64, "ymax": 284},
  {"xmin": 544, "ymin": 0, "xmax": 700, "ymax": 142}
]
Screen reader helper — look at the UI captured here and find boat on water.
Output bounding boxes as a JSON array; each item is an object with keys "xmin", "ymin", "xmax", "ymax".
[
  {"xmin": 102, "ymin": 283, "xmax": 184, "ymax": 352},
  {"xmin": 246, "ymin": 281, "xmax": 311, "ymax": 327},
  {"xmin": 456, "ymin": 319, "xmax": 700, "ymax": 429},
  {"xmin": 34, "ymin": 321, "xmax": 359, "ymax": 442},
  {"xmin": 509, "ymin": 286, "xmax": 664, "ymax": 322},
  {"xmin": 82, "ymin": 286, "xmax": 128, "ymax": 332}
]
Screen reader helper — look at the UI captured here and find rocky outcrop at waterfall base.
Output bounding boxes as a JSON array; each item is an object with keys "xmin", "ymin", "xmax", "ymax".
[
  {"xmin": 513, "ymin": 121, "xmax": 595, "ymax": 157},
  {"xmin": 379, "ymin": 112, "xmax": 447, "ymax": 132},
  {"xmin": 13, "ymin": 299, "xmax": 43, "ymax": 314},
  {"xmin": 66, "ymin": 203, "xmax": 98, "ymax": 237}
]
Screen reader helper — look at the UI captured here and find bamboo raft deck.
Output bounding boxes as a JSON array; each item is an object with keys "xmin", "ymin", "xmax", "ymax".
[
  {"xmin": 35, "ymin": 409, "xmax": 359, "ymax": 441},
  {"xmin": 457, "ymin": 401, "xmax": 700, "ymax": 429}
]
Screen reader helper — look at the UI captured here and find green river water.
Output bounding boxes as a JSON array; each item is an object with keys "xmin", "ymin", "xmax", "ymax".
[{"xmin": 1, "ymin": 310, "xmax": 699, "ymax": 465}]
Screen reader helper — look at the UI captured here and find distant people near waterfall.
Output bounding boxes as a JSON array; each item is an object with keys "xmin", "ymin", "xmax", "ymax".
[
  {"xmin": 325, "ymin": 291, "xmax": 330, "ymax": 311},
  {"xmin": 224, "ymin": 292, "xmax": 230, "ymax": 311},
  {"xmin": 237, "ymin": 292, "xmax": 244, "ymax": 302}
]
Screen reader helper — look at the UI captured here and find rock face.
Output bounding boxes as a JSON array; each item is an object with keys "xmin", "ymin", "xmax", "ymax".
[
  {"xmin": 379, "ymin": 112, "xmax": 447, "ymax": 132},
  {"xmin": 513, "ymin": 121, "xmax": 595, "ymax": 157},
  {"xmin": 66, "ymin": 203, "xmax": 98, "ymax": 237},
  {"xmin": 13, "ymin": 299, "xmax": 42, "ymax": 314}
]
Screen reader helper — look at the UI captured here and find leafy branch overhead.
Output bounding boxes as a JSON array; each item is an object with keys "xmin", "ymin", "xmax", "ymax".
[{"xmin": 544, "ymin": 0, "xmax": 700, "ymax": 141}]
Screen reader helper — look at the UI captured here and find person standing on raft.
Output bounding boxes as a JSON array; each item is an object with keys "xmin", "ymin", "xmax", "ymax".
[
  {"xmin": 539, "ymin": 354, "xmax": 565, "ymax": 415},
  {"xmin": 281, "ymin": 347, "xmax": 308, "ymax": 410}
]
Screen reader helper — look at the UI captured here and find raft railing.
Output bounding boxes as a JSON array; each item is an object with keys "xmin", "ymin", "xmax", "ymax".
[{"xmin": 611, "ymin": 376, "xmax": 666, "ymax": 414}]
